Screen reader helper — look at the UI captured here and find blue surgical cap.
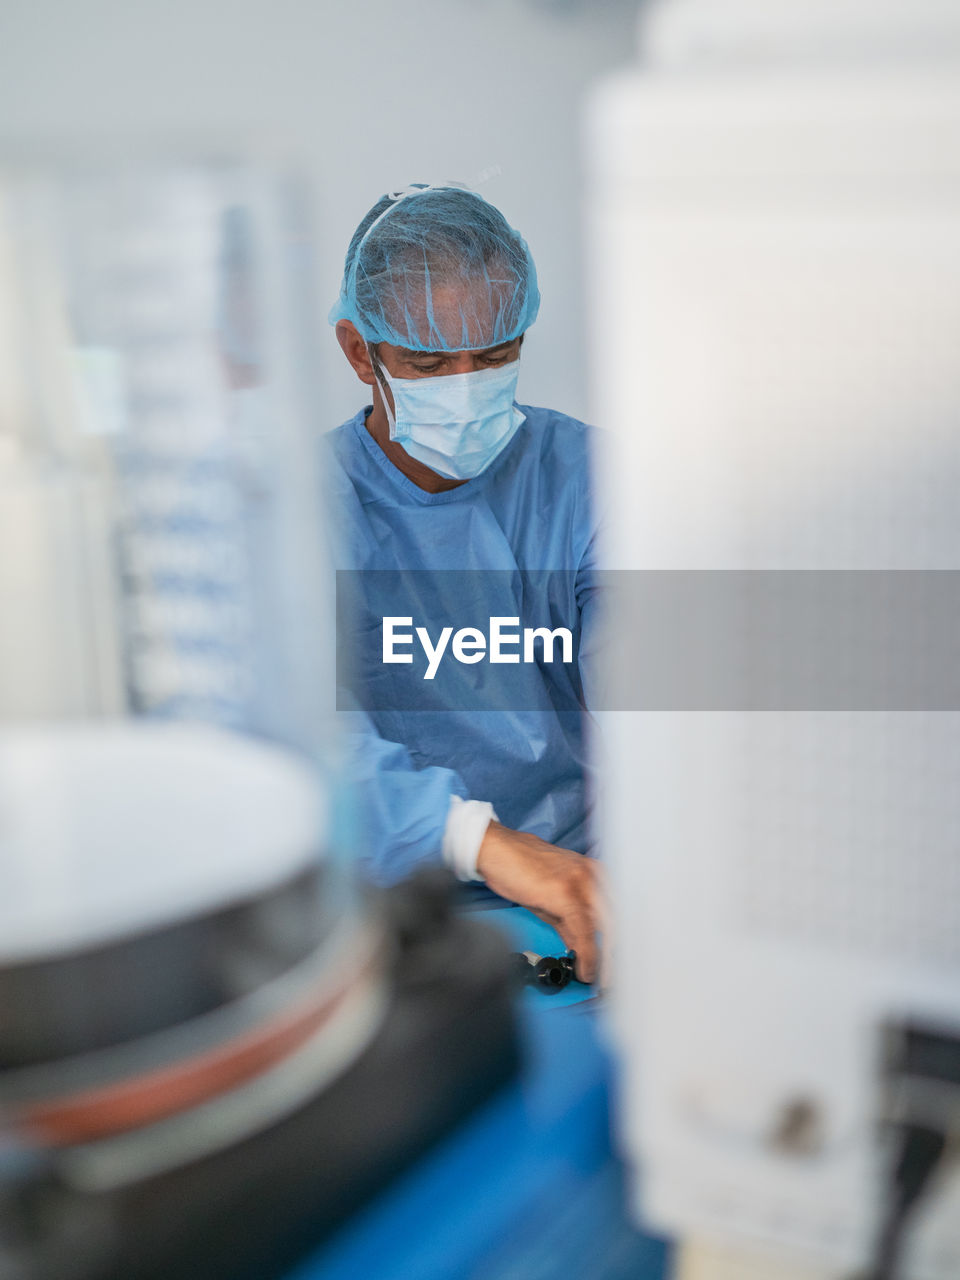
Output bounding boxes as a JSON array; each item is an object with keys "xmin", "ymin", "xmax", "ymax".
[{"xmin": 329, "ymin": 184, "xmax": 540, "ymax": 352}]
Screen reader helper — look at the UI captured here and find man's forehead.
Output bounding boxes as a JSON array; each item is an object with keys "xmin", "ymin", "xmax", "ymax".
[{"xmin": 377, "ymin": 272, "xmax": 520, "ymax": 353}]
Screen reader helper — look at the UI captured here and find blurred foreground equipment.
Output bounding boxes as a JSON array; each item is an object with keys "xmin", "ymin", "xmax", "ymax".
[{"xmin": 0, "ymin": 160, "xmax": 519, "ymax": 1280}]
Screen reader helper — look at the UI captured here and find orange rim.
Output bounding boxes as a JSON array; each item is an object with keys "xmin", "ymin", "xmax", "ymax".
[{"xmin": 14, "ymin": 948, "xmax": 379, "ymax": 1147}]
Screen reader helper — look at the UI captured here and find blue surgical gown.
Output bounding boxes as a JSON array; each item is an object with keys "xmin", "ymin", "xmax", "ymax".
[{"xmin": 327, "ymin": 404, "xmax": 600, "ymax": 887}]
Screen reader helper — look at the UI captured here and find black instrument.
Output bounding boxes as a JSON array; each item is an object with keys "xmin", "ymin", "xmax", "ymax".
[{"xmin": 512, "ymin": 950, "xmax": 577, "ymax": 994}]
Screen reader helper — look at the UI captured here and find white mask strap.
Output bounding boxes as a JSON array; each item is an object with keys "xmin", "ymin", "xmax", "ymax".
[{"xmin": 365, "ymin": 342, "xmax": 397, "ymax": 433}]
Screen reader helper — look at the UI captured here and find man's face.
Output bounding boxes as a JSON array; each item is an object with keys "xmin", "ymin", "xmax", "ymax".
[{"xmin": 334, "ymin": 298, "xmax": 524, "ymax": 490}]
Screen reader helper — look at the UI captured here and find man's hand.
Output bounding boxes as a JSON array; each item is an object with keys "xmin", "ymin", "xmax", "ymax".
[{"xmin": 476, "ymin": 822, "xmax": 604, "ymax": 984}]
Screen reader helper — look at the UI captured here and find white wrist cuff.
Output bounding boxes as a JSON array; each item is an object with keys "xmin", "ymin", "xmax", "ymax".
[{"xmin": 442, "ymin": 796, "xmax": 498, "ymax": 883}]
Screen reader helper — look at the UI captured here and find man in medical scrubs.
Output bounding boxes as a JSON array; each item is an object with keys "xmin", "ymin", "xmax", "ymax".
[{"xmin": 329, "ymin": 184, "xmax": 602, "ymax": 981}]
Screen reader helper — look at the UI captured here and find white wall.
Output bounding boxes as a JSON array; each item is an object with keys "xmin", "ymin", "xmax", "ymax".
[{"xmin": 0, "ymin": 0, "xmax": 641, "ymax": 429}]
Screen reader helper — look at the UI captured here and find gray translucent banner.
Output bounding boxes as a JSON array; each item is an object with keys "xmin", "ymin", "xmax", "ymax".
[
  {"xmin": 598, "ymin": 570, "xmax": 960, "ymax": 711},
  {"xmin": 337, "ymin": 569, "xmax": 960, "ymax": 712}
]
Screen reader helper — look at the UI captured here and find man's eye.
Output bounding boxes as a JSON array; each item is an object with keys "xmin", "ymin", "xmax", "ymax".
[
  {"xmin": 482, "ymin": 354, "xmax": 511, "ymax": 366},
  {"xmin": 410, "ymin": 362, "xmax": 444, "ymax": 375}
]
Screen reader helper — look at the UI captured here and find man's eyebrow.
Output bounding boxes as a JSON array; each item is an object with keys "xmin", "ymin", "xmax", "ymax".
[{"xmin": 396, "ymin": 341, "xmax": 516, "ymax": 358}]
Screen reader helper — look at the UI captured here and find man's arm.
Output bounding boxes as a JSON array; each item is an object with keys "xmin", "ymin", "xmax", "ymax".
[{"xmin": 344, "ymin": 698, "xmax": 604, "ymax": 982}]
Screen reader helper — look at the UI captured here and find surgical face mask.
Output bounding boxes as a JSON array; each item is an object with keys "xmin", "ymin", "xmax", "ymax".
[{"xmin": 372, "ymin": 358, "xmax": 525, "ymax": 480}]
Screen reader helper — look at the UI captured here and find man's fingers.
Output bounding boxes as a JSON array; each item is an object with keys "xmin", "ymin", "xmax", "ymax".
[
  {"xmin": 531, "ymin": 902, "xmax": 599, "ymax": 983},
  {"xmin": 555, "ymin": 884, "xmax": 601, "ymax": 982},
  {"xmin": 558, "ymin": 917, "xmax": 598, "ymax": 984},
  {"xmin": 552, "ymin": 862, "xmax": 602, "ymax": 983}
]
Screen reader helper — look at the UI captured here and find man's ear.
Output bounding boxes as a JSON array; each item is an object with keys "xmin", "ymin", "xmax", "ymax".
[{"xmin": 335, "ymin": 321, "xmax": 376, "ymax": 386}]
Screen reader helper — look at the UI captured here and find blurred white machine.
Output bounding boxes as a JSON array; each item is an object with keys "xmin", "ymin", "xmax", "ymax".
[{"xmin": 589, "ymin": 2, "xmax": 960, "ymax": 1277}]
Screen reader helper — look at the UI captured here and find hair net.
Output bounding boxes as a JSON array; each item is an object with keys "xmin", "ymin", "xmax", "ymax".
[{"xmin": 330, "ymin": 184, "xmax": 540, "ymax": 352}]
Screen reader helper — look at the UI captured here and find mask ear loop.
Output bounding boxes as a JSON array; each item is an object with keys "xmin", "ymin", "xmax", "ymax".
[{"xmin": 365, "ymin": 341, "xmax": 397, "ymax": 435}]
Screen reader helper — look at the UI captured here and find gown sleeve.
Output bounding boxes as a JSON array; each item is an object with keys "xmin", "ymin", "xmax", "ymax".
[{"xmin": 339, "ymin": 707, "xmax": 470, "ymax": 886}]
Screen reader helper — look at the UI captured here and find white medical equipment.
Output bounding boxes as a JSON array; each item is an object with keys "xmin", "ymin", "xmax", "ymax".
[{"xmin": 589, "ymin": 2, "xmax": 960, "ymax": 1276}]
